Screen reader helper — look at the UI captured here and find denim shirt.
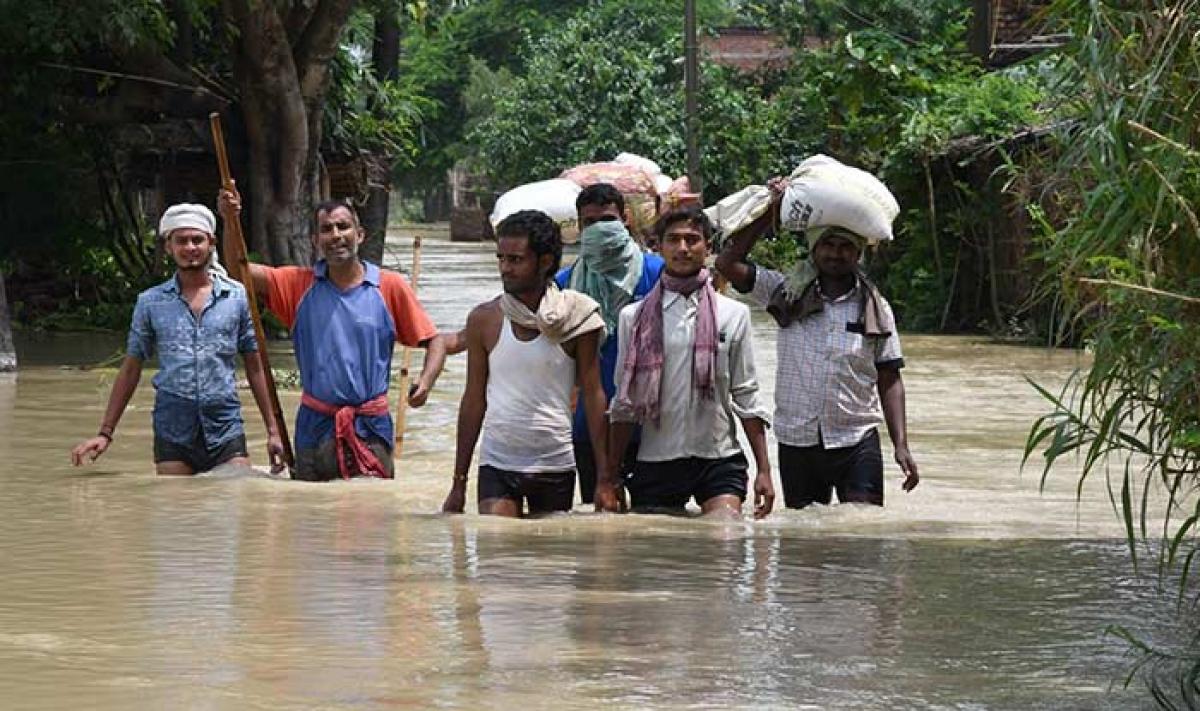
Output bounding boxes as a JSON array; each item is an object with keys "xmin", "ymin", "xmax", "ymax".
[{"xmin": 126, "ymin": 273, "xmax": 258, "ymax": 447}]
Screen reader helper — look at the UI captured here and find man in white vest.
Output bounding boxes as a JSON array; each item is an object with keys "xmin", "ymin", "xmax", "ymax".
[{"xmin": 441, "ymin": 210, "xmax": 609, "ymax": 516}]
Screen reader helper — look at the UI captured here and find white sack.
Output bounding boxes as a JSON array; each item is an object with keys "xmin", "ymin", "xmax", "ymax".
[
  {"xmin": 491, "ymin": 178, "xmax": 582, "ymax": 242},
  {"xmin": 781, "ymin": 155, "xmax": 899, "ymax": 244},
  {"xmin": 653, "ymin": 174, "xmax": 674, "ymax": 196},
  {"xmin": 613, "ymin": 152, "xmax": 663, "ymax": 177},
  {"xmin": 704, "ymin": 185, "xmax": 773, "ymax": 235}
]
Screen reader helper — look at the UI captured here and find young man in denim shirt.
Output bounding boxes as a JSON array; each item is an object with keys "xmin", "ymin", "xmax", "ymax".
[{"xmin": 71, "ymin": 204, "xmax": 284, "ymax": 475}]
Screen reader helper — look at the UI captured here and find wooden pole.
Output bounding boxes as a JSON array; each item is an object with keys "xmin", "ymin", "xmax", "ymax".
[
  {"xmin": 394, "ymin": 236, "xmax": 423, "ymax": 458},
  {"xmin": 684, "ymin": 0, "xmax": 701, "ymax": 193},
  {"xmin": 208, "ymin": 113, "xmax": 294, "ymax": 468}
]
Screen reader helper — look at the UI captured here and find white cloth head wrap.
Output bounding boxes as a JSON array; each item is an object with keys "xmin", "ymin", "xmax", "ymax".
[
  {"xmin": 159, "ymin": 203, "xmax": 215, "ymax": 237},
  {"xmin": 158, "ymin": 203, "xmax": 227, "ymax": 277}
]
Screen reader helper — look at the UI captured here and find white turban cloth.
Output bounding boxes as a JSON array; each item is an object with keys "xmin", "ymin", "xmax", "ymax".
[{"xmin": 158, "ymin": 203, "xmax": 227, "ymax": 277}]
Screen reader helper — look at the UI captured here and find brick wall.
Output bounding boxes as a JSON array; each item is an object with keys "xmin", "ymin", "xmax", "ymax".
[{"xmin": 700, "ymin": 28, "xmax": 794, "ymax": 73}]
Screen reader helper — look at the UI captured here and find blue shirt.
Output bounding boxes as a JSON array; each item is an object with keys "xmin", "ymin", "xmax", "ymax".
[
  {"xmin": 556, "ymin": 252, "xmax": 665, "ymax": 442},
  {"xmin": 280, "ymin": 261, "xmax": 437, "ymax": 450},
  {"xmin": 126, "ymin": 273, "xmax": 258, "ymax": 447}
]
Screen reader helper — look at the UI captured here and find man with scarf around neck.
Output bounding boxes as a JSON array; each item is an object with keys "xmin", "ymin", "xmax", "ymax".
[
  {"xmin": 715, "ymin": 182, "xmax": 920, "ymax": 509},
  {"xmin": 71, "ymin": 204, "xmax": 285, "ymax": 475},
  {"xmin": 442, "ymin": 210, "xmax": 609, "ymax": 516},
  {"xmin": 555, "ymin": 183, "xmax": 664, "ymax": 511},
  {"xmin": 219, "ymin": 187, "xmax": 446, "ymax": 481},
  {"xmin": 604, "ymin": 205, "xmax": 775, "ymax": 518}
]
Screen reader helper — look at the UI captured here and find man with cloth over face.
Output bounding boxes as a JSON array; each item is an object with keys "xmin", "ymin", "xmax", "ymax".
[
  {"xmin": 605, "ymin": 205, "xmax": 775, "ymax": 518},
  {"xmin": 441, "ymin": 210, "xmax": 608, "ymax": 517},
  {"xmin": 70, "ymin": 203, "xmax": 284, "ymax": 475},
  {"xmin": 555, "ymin": 183, "xmax": 664, "ymax": 511},
  {"xmin": 219, "ymin": 187, "xmax": 446, "ymax": 481},
  {"xmin": 716, "ymin": 185, "xmax": 920, "ymax": 508}
]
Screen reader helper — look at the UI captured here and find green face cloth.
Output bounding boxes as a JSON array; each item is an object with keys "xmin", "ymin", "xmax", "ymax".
[{"xmin": 569, "ymin": 220, "xmax": 644, "ymax": 335}]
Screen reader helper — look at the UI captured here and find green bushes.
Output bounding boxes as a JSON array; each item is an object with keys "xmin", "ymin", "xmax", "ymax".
[{"xmin": 1021, "ymin": 1, "xmax": 1200, "ymax": 704}]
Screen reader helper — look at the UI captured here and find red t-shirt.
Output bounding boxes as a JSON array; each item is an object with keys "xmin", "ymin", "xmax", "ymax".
[{"xmin": 263, "ymin": 264, "xmax": 437, "ymax": 348}]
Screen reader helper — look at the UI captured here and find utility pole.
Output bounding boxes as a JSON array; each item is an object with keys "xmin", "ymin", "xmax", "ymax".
[{"xmin": 684, "ymin": 0, "xmax": 701, "ymax": 193}]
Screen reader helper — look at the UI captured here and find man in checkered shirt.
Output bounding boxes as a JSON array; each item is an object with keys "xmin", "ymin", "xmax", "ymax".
[{"xmin": 715, "ymin": 186, "xmax": 920, "ymax": 508}]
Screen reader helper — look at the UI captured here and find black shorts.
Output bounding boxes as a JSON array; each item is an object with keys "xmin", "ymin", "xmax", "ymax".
[
  {"xmin": 778, "ymin": 428, "xmax": 884, "ymax": 508},
  {"xmin": 478, "ymin": 465, "xmax": 575, "ymax": 513},
  {"xmin": 625, "ymin": 454, "xmax": 748, "ymax": 512},
  {"xmin": 573, "ymin": 438, "xmax": 639, "ymax": 504},
  {"xmin": 154, "ymin": 432, "xmax": 248, "ymax": 473}
]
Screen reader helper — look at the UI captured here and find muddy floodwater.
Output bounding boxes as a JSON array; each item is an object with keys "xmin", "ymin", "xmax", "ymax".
[{"xmin": 0, "ymin": 231, "xmax": 1177, "ymax": 709}]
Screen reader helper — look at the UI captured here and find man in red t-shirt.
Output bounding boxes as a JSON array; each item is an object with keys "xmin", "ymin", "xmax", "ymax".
[{"xmin": 220, "ymin": 188, "xmax": 446, "ymax": 481}]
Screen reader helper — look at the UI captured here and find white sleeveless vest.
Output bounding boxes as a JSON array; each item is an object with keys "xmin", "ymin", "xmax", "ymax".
[{"xmin": 479, "ymin": 317, "xmax": 576, "ymax": 471}]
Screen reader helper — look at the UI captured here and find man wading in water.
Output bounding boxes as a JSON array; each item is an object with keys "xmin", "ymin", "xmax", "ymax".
[
  {"xmin": 442, "ymin": 210, "xmax": 608, "ymax": 517},
  {"xmin": 71, "ymin": 204, "xmax": 284, "ymax": 475},
  {"xmin": 604, "ymin": 205, "xmax": 775, "ymax": 518},
  {"xmin": 716, "ymin": 183, "xmax": 920, "ymax": 508},
  {"xmin": 446, "ymin": 183, "xmax": 662, "ymax": 510},
  {"xmin": 219, "ymin": 187, "xmax": 446, "ymax": 481},
  {"xmin": 555, "ymin": 182, "xmax": 664, "ymax": 511}
]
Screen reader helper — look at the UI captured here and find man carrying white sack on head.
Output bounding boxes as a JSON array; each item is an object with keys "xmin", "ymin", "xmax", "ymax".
[{"xmin": 715, "ymin": 156, "xmax": 919, "ymax": 508}]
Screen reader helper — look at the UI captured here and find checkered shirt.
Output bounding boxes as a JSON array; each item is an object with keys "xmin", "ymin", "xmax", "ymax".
[{"xmin": 750, "ymin": 266, "xmax": 904, "ymax": 448}]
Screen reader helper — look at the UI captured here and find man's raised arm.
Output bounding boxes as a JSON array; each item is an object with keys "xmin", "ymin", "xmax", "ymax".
[{"xmin": 217, "ymin": 181, "xmax": 271, "ymax": 301}]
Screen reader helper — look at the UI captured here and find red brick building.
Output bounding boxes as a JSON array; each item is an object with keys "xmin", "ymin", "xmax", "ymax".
[{"xmin": 700, "ymin": 28, "xmax": 797, "ymax": 73}]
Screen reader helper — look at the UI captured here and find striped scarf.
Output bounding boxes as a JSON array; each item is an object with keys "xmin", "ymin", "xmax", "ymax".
[{"xmin": 614, "ymin": 268, "xmax": 717, "ymax": 424}]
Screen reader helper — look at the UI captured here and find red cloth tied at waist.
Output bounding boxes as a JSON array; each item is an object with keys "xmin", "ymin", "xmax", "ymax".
[{"xmin": 300, "ymin": 392, "xmax": 391, "ymax": 479}]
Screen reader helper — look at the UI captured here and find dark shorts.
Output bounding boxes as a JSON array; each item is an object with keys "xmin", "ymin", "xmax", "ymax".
[
  {"xmin": 293, "ymin": 435, "xmax": 394, "ymax": 482},
  {"xmin": 478, "ymin": 465, "xmax": 575, "ymax": 513},
  {"xmin": 778, "ymin": 428, "xmax": 884, "ymax": 508},
  {"xmin": 154, "ymin": 432, "xmax": 248, "ymax": 473},
  {"xmin": 573, "ymin": 438, "xmax": 639, "ymax": 504},
  {"xmin": 625, "ymin": 454, "xmax": 748, "ymax": 513}
]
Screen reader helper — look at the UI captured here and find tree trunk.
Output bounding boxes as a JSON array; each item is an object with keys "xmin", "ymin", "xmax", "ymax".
[
  {"xmin": 358, "ymin": 154, "xmax": 390, "ymax": 265},
  {"xmin": 356, "ymin": 4, "xmax": 402, "ymax": 265},
  {"xmin": 372, "ymin": 5, "xmax": 401, "ymax": 84},
  {"xmin": 0, "ymin": 271, "xmax": 16, "ymax": 372},
  {"xmin": 221, "ymin": 0, "xmax": 356, "ymax": 265}
]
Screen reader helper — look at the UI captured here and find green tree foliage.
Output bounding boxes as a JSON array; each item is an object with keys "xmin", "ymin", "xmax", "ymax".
[
  {"xmin": 0, "ymin": 0, "xmax": 428, "ymax": 327},
  {"xmin": 467, "ymin": 3, "xmax": 1045, "ymax": 332},
  {"xmin": 730, "ymin": 0, "xmax": 966, "ymax": 44},
  {"xmin": 0, "ymin": 0, "xmax": 185, "ymax": 327},
  {"xmin": 326, "ymin": 11, "xmax": 432, "ymax": 163},
  {"xmin": 468, "ymin": 2, "xmax": 686, "ymax": 186},
  {"xmin": 396, "ymin": 0, "xmax": 732, "ymax": 192},
  {"xmin": 394, "ymin": 0, "xmax": 590, "ymax": 190},
  {"xmin": 1021, "ymin": 1, "xmax": 1200, "ymax": 705}
]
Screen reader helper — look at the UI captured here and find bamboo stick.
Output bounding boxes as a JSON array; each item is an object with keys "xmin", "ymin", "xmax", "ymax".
[
  {"xmin": 1078, "ymin": 277, "xmax": 1200, "ymax": 305},
  {"xmin": 394, "ymin": 236, "xmax": 423, "ymax": 458},
  {"xmin": 208, "ymin": 113, "xmax": 294, "ymax": 468}
]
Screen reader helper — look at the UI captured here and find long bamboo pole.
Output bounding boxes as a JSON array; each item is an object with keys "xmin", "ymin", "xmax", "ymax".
[
  {"xmin": 394, "ymin": 236, "xmax": 423, "ymax": 458},
  {"xmin": 208, "ymin": 113, "xmax": 294, "ymax": 468}
]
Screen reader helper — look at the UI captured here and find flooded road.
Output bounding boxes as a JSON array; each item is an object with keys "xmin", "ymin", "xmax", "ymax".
[{"xmin": 0, "ymin": 232, "xmax": 1174, "ymax": 709}]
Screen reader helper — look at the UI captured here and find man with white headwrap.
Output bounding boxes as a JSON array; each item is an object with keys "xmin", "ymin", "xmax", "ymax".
[
  {"xmin": 716, "ymin": 176, "xmax": 920, "ymax": 509},
  {"xmin": 71, "ymin": 203, "xmax": 285, "ymax": 475}
]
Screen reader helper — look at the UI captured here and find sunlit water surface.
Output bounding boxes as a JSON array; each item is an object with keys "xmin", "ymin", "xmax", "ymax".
[{"xmin": 0, "ymin": 230, "xmax": 1179, "ymax": 709}]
